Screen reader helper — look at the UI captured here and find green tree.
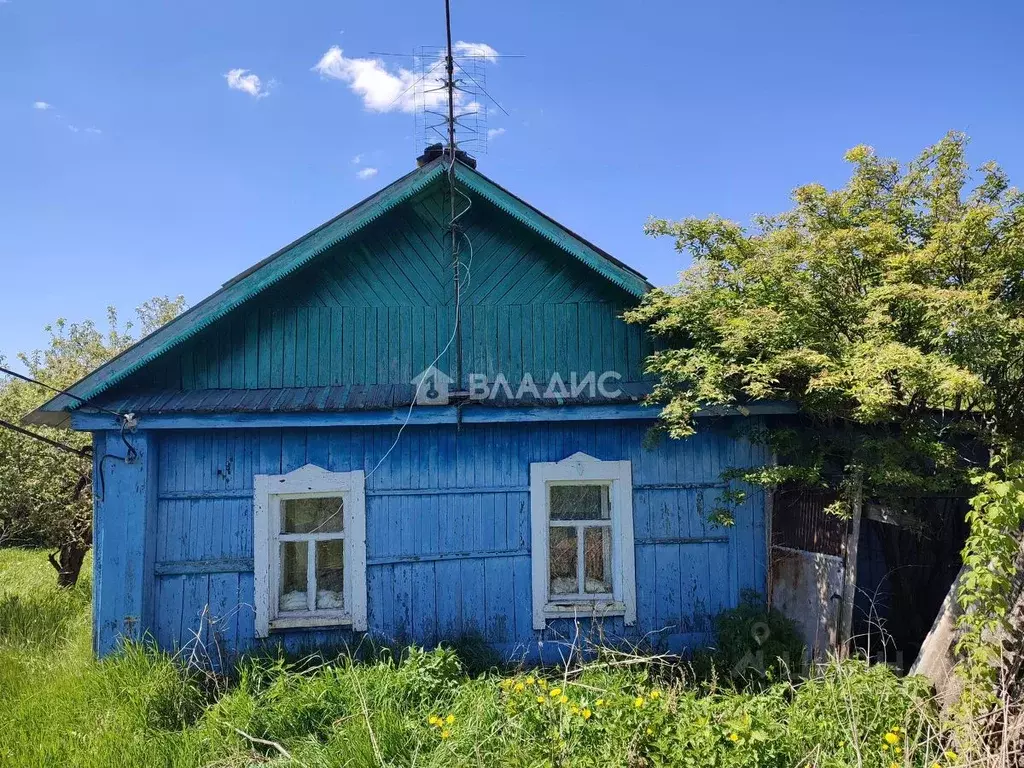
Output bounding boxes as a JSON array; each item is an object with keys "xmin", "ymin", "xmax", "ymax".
[
  {"xmin": 0, "ymin": 296, "xmax": 185, "ymax": 586},
  {"xmin": 627, "ymin": 132, "xmax": 1024, "ymax": 706},
  {"xmin": 628, "ymin": 132, "xmax": 1024, "ymax": 504}
]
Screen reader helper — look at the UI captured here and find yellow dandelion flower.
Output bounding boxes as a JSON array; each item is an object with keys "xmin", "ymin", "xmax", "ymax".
[
  {"xmin": 428, "ymin": 715, "xmax": 440, "ymax": 726},
  {"xmin": 526, "ymin": 676, "xmax": 535, "ymax": 685},
  {"xmin": 596, "ymin": 698, "xmax": 605, "ymax": 706},
  {"xmin": 560, "ymin": 695, "xmax": 568, "ymax": 704},
  {"xmin": 883, "ymin": 732, "xmax": 898, "ymax": 745},
  {"xmin": 536, "ymin": 696, "xmax": 545, "ymax": 704},
  {"xmin": 570, "ymin": 706, "xmax": 579, "ymax": 715},
  {"xmin": 646, "ymin": 727, "xmax": 653, "ymax": 735},
  {"xmin": 582, "ymin": 708, "xmax": 592, "ymax": 720},
  {"xmin": 446, "ymin": 714, "xmax": 455, "ymax": 725},
  {"xmin": 889, "ymin": 763, "xmax": 898, "ymax": 768},
  {"xmin": 634, "ymin": 697, "xmax": 645, "ymax": 708},
  {"xmin": 650, "ymin": 690, "xmax": 661, "ymax": 700},
  {"xmin": 728, "ymin": 733, "xmax": 739, "ymax": 742},
  {"xmin": 881, "ymin": 744, "xmax": 889, "ymax": 751},
  {"xmin": 441, "ymin": 729, "xmax": 451, "ymax": 740},
  {"xmin": 514, "ymin": 682, "xmax": 525, "ymax": 693},
  {"xmin": 931, "ymin": 763, "xmax": 941, "ymax": 768},
  {"xmin": 549, "ymin": 687, "xmax": 562, "ymax": 697},
  {"xmin": 945, "ymin": 750, "xmax": 958, "ymax": 760}
]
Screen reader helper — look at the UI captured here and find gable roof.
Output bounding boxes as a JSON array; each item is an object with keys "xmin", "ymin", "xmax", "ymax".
[{"xmin": 25, "ymin": 157, "xmax": 653, "ymax": 426}]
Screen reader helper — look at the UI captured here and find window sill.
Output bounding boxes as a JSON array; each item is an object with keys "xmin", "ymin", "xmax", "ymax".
[
  {"xmin": 269, "ymin": 614, "xmax": 352, "ymax": 632},
  {"xmin": 542, "ymin": 601, "xmax": 626, "ymax": 619}
]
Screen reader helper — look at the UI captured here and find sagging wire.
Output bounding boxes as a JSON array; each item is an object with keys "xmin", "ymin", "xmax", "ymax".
[
  {"xmin": 365, "ymin": 172, "xmax": 474, "ymax": 482},
  {"xmin": 0, "ymin": 365, "xmax": 140, "ymax": 503},
  {"xmin": 0, "ymin": 417, "xmax": 90, "ymax": 458},
  {"xmin": 0, "ymin": 365, "xmax": 124, "ymax": 419},
  {"xmin": 93, "ymin": 417, "xmax": 139, "ymax": 502}
]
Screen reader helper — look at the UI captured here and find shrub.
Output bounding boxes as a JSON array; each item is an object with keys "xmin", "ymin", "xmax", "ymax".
[{"xmin": 711, "ymin": 590, "xmax": 806, "ymax": 684}]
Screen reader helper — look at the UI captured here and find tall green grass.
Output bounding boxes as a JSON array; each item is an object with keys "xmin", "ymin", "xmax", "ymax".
[{"xmin": 0, "ymin": 548, "xmax": 957, "ymax": 767}]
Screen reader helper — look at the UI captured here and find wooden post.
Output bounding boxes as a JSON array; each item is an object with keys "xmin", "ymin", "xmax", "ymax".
[
  {"xmin": 92, "ymin": 429, "xmax": 158, "ymax": 656},
  {"xmin": 839, "ymin": 471, "xmax": 863, "ymax": 656}
]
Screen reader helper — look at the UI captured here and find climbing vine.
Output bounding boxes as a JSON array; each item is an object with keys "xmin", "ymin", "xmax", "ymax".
[{"xmin": 955, "ymin": 457, "xmax": 1024, "ymax": 711}]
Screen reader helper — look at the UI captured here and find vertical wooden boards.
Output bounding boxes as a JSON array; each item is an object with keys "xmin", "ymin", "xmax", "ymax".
[
  {"xmin": 126, "ymin": 420, "xmax": 767, "ymax": 663},
  {"xmin": 92, "ymin": 429, "xmax": 158, "ymax": 655},
  {"xmin": 115, "ymin": 187, "xmax": 659, "ymax": 398}
]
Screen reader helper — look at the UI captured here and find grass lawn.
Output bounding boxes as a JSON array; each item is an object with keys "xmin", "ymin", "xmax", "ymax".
[{"xmin": 0, "ymin": 547, "xmax": 954, "ymax": 767}]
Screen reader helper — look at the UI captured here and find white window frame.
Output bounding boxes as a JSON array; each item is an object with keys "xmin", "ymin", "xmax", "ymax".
[
  {"xmin": 530, "ymin": 452, "xmax": 636, "ymax": 630},
  {"xmin": 254, "ymin": 464, "xmax": 367, "ymax": 636}
]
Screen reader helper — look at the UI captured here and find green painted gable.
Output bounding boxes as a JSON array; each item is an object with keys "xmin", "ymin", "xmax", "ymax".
[{"xmin": 27, "ymin": 159, "xmax": 654, "ymax": 424}]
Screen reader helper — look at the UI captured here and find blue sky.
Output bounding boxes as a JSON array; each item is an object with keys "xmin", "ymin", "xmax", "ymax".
[{"xmin": 2, "ymin": 0, "xmax": 1023, "ymax": 362}]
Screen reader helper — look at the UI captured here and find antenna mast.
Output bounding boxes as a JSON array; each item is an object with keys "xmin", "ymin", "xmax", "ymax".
[
  {"xmin": 443, "ymin": 0, "xmax": 464, "ymax": 390},
  {"xmin": 444, "ymin": 0, "xmax": 456, "ymax": 151}
]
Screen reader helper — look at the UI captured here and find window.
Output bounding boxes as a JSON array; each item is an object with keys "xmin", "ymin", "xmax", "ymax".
[
  {"xmin": 529, "ymin": 453, "xmax": 636, "ymax": 629},
  {"xmin": 254, "ymin": 464, "xmax": 367, "ymax": 635}
]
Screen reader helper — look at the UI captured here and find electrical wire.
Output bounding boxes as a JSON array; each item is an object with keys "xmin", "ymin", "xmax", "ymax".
[
  {"xmin": 366, "ymin": 211, "xmax": 474, "ymax": 480},
  {"xmin": 0, "ymin": 417, "xmax": 91, "ymax": 457},
  {"xmin": 0, "ymin": 365, "xmax": 125, "ymax": 419},
  {"xmin": 0, "ymin": 367, "xmax": 137, "ymax": 466}
]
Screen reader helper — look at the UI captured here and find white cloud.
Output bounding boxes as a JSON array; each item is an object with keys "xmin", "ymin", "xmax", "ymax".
[
  {"xmin": 313, "ymin": 42, "xmax": 498, "ymax": 114},
  {"xmin": 487, "ymin": 127, "xmax": 505, "ymax": 140},
  {"xmin": 225, "ymin": 68, "xmax": 271, "ymax": 99},
  {"xmin": 314, "ymin": 47, "xmax": 424, "ymax": 113},
  {"xmin": 352, "ymin": 153, "xmax": 363, "ymax": 164},
  {"xmin": 356, "ymin": 167, "xmax": 379, "ymax": 180},
  {"xmin": 85, "ymin": 127, "xmax": 102, "ymax": 135},
  {"xmin": 33, "ymin": 101, "xmax": 52, "ymax": 110},
  {"xmin": 453, "ymin": 41, "xmax": 498, "ymax": 63}
]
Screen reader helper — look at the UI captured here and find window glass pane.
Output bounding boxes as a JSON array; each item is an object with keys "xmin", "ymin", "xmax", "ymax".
[
  {"xmin": 584, "ymin": 526, "xmax": 613, "ymax": 594},
  {"xmin": 278, "ymin": 541, "xmax": 308, "ymax": 612},
  {"xmin": 316, "ymin": 540, "xmax": 345, "ymax": 610},
  {"xmin": 549, "ymin": 484, "xmax": 610, "ymax": 521},
  {"xmin": 282, "ymin": 496, "xmax": 344, "ymax": 534},
  {"xmin": 549, "ymin": 526, "xmax": 578, "ymax": 595}
]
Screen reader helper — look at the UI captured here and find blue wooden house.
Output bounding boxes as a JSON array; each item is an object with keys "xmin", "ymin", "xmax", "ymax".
[{"xmin": 26, "ymin": 154, "xmax": 771, "ymax": 661}]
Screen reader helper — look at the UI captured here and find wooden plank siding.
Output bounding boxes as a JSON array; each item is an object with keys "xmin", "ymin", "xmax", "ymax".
[
  {"xmin": 94, "ymin": 420, "xmax": 769, "ymax": 660},
  {"xmin": 126, "ymin": 187, "xmax": 651, "ymax": 394}
]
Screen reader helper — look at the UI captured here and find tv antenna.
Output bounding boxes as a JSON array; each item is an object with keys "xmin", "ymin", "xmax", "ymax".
[
  {"xmin": 402, "ymin": 2, "xmax": 511, "ymax": 157},
  {"xmin": 444, "ymin": 0, "xmax": 456, "ymax": 151}
]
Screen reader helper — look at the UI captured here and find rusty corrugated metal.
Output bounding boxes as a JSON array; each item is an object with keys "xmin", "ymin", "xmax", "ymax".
[{"xmin": 773, "ymin": 487, "xmax": 847, "ymax": 557}]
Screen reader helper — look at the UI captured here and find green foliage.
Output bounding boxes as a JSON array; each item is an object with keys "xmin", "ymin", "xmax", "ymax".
[
  {"xmin": 0, "ymin": 296, "xmax": 185, "ymax": 572},
  {"xmin": 0, "ymin": 547, "xmax": 91, "ymax": 650},
  {"xmin": 628, "ymin": 133, "xmax": 1024, "ymax": 713},
  {"xmin": 710, "ymin": 591, "xmax": 806, "ymax": 684},
  {"xmin": 627, "ymin": 132, "xmax": 1024, "ymax": 503},
  {"xmin": 0, "ymin": 548, "xmax": 963, "ymax": 768},
  {"xmin": 955, "ymin": 457, "xmax": 1024, "ymax": 710}
]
